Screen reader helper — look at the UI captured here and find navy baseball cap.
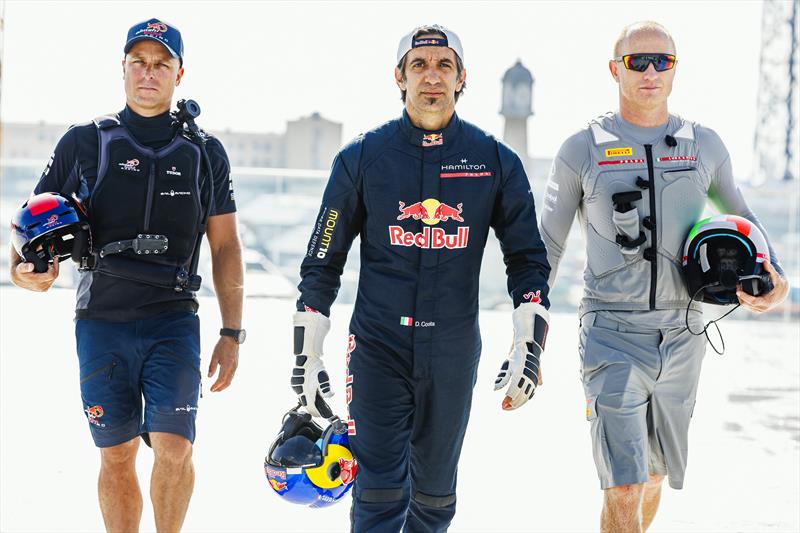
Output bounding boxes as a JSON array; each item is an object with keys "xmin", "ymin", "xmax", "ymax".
[{"xmin": 124, "ymin": 18, "xmax": 183, "ymax": 64}]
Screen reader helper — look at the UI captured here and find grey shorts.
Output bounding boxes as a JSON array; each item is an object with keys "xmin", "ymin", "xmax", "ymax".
[{"xmin": 579, "ymin": 310, "xmax": 706, "ymax": 490}]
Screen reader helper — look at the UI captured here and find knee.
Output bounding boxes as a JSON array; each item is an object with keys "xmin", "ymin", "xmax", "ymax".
[
  {"xmin": 605, "ymin": 483, "xmax": 644, "ymax": 506},
  {"xmin": 356, "ymin": 487, "xmax": 406, "ymax": 506},
  {"xmin": 100, "ymin": 439, "xmax": 139, "ymax": 469},
  {"xmin": 412, "ymin": 490, "xmax": 456, "ymax": 509},
  {"xmin": 150, "ymin": 432, "xmax": 192, "ymax": 467}
]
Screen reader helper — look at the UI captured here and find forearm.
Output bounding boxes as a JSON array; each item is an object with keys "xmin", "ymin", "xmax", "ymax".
[{"xmin": 211, "ymin": 241, "xmax": 244, "ymax": 328}]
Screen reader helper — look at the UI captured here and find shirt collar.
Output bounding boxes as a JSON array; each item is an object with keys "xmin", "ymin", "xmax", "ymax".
[{"xmin": 399, "ymin": 108, "xmax": 461, "ymax": 147}]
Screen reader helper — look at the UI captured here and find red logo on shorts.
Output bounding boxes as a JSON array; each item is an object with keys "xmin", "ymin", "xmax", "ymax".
[{"xmin": 85, "ymin": 405, "xmax": 105, "ymax": 427}]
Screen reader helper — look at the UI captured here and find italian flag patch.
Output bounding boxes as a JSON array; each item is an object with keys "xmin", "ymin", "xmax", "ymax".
[{"xmin": 400, "ymin": 316, "xmax": 413, "ymax": 327}]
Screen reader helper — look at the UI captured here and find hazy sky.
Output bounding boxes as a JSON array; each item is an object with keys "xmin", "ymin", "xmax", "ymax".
[{"xmin": 2, "ymin": 1, "xmax": 767, "ymax": 174}]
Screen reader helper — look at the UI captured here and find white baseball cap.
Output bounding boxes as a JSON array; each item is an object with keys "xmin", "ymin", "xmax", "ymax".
[{"xmin": 396, "ymin": 24, "xmax": 464, "ymax": 65}]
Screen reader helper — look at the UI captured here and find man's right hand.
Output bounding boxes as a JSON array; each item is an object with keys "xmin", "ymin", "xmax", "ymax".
[
  {"xmin": 10, "ymin": 250, "xmax": 59, "ymax": 292},
  {"xmin": 291, "ymin": 309, "xmax": 334, "ymax": 419}
]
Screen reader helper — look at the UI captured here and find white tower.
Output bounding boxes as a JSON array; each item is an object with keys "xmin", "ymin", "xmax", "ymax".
[{"xmin": 500, "ymin": 60, "xmax": 534, "ymax": 162}]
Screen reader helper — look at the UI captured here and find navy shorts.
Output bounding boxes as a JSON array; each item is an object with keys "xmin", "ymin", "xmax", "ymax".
[{"xmin": 75, "ymin": 311, "xmax": 201, "ymax": 448}]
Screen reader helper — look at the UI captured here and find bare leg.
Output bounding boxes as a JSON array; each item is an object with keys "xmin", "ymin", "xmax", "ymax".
[
  {"xmin": 98, "ymin": 438, "xmax": 143, "ymax": 533},
  {"xmin": 642, "ymin": 474, "xmax": 665, "ymax": 531},
  {"xmin": 601, "ymin": 483, "xmax": 645, "ymax": 533},
  {"xmin": 149, "ymin": 432, "xmax": 194, "ymax": 532}
]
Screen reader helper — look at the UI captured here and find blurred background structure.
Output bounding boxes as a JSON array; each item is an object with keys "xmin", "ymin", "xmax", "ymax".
[{"xmin": 0, "ymin": 0, "xmax": 798, "ymax": 320}]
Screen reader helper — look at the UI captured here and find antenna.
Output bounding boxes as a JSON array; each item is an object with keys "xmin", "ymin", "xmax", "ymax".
[{"xmin": 753, "ymin": 0, "xmax": 799, "ymax": 183}]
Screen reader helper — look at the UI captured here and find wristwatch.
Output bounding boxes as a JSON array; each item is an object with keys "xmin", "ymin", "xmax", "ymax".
[{"xmin": 220, "ymin": 328, "xmax": 246, "ymax": 344}]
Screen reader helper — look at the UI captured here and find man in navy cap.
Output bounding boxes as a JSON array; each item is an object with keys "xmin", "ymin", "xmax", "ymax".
[{"xmin": 10, "ymin": 18, "xmax": 244, "ymax": 532}]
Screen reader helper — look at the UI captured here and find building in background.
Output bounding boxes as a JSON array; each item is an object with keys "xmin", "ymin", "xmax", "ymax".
[
  {"xmin": 1, "ymin": 121, "xmax": 67, "ymax": 160},
  {"xmin": 285, "ymin": 112, "xmax": 343, "ymax": 170},
  {"xmin": 1, "ymin": 111, "xmax": 342, "ymax": 171},
  {"xmin": 213, "ymin": 129, "xmax": 285, "ymax": 168}
]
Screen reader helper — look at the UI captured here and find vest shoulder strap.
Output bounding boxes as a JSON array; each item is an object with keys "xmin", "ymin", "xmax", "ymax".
[
  {"xmin": 588, "ymin": 113, "xmax": 619, "ymax": 145},
  {"xmin": 672, "ymin": 119, "xmax": 695, "ymax": 141},
  {"xmin": 92, "ymin": 114, "xmax": 121, "ymax": 130}
]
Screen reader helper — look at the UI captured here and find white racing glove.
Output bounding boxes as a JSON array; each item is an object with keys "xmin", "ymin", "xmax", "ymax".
[
  {"xmin": 494, "ymin": 302, "xmax": 550, "ymax": 410},
  {"xmin": 291, "ymin": 310, "xmax": 334, "ymax": 419}
]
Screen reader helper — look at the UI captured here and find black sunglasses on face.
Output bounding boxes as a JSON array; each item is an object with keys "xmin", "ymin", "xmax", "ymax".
[{"xmin": 615, "ymin": 53, "xmax": 677, "ymax": 72}]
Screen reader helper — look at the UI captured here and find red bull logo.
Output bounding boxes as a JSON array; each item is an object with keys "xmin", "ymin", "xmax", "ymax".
[
  {"xmin": 146, "ymin": 22, "xmax": 168, "ymax": 32},
  {"xmin": 523, "ymin": 290, "xmax": 542, "ymax": 304},
  {"xmin": 397, "ymin": 199, "xmax": 463, "ymax": 225},
  {"xmin": 339, "ymin": 458, "xmax": 357, "ymax": 485},
  {"xmin": 118, "ymin": 159, "xmax": 140, "ymax": 172},
  {"xmin": 43, "ymin": 214, "xmax": 60, "ymax": 229},
  {"xmin": 433, "ymin": 202, "xmax": 463, "ymax": 222},
  {"xmin": 85, "ymin": 405, "xmax": 105, "ymax": 427},
  {"xmin": 269, "ymin": 478, "xmax": 287, "ymax": 492},
  {"xmin": 389, "ymin": 226, "xmax": 469, "ymax": 249},
  {"xmin": 391, "ymin": 199, "xmax": 469, "ymax": 250},
  {"xmin": 397, "ymin": 201, "xmax": 428, "ymax": 221},
  {"xmin": 422, "ymin": 133, "xmax": 443, "ymax": 147}
]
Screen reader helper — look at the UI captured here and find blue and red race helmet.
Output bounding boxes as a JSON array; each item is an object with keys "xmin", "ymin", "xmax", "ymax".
[
  {"xmin": 264, "ymin": 407, "xmax": 357, "ymax": 508},
  {"xmin": 11, "ymin": 192, "xmax": 90, "ymax": 272}
]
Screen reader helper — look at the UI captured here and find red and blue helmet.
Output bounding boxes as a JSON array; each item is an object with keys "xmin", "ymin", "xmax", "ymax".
[
  {"xmin": 682, "ymin": 214, "xmax": 772, "ymax": 305},
  {"xmin": 264, "ymin": 407, "xmax": 357, "ymax": 508},
  {"xmin": 11, "ymin": 192, "xmax": 91, "ymax": 273}
]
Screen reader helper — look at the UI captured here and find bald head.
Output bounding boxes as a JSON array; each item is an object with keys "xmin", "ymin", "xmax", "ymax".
[{"xmin": 614, "ymin": 21, "xmax": 676, "ymax": 57}]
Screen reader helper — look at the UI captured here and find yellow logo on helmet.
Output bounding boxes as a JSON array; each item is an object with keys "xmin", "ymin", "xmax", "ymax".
[{"xmin": 305, "ymin": 444, "xmax": 354, "ymax": 489}]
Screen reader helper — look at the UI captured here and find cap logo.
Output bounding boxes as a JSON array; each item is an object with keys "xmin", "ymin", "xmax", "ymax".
[
  {"xmin": 146, "ymin": 21, "xmax": 168, "ymax": 33},
  {"xmin": 413, "ymin": 37, "xmax": 447, "ymax": 48}
]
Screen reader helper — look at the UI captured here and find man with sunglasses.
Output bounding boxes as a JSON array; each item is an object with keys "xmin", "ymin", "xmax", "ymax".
[
  {"xmin": 541, "ymin": 20, "xmax": 788, "ymax": 532},
  {"xmin": 292, "ymin": 24, "xmax": 551, "ymax": 531}
]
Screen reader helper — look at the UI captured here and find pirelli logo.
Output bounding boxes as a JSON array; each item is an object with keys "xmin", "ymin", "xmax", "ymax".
[{"xmin": 605, "ymin": 147, "xmax": 633, "ymax": 157}]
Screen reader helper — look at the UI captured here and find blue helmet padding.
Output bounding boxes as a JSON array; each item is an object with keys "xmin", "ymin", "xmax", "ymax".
[{"xmin": 692, "ymin": 232, "xmax": 753, "ymax": 259}]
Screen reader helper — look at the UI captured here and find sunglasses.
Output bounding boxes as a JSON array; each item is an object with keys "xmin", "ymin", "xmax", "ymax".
[{"xmin": 615, "ymin": 53, "xmax": 677, "ymax": 72}]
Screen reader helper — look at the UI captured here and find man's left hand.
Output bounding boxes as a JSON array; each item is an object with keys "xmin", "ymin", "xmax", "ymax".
[
  {"xmin": 495, "ymin": 302, "xmax": 550, "ymax": 410},
  {"xmin": 207, "ymin": 336, "xmax": 239, "ymax": 392},
  {"xmin": 737, "ymin": 259, "xmax": 789, "ymax": 314}
]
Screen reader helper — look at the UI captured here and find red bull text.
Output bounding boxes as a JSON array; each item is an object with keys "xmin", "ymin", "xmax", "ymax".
[{"xmin": 389, "ymin": 226, "xmax": 469, "ymax": 249}]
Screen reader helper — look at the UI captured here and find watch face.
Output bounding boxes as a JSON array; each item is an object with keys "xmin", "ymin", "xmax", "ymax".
[{"xmin": 236, "ymin": 330, "xmax": 247, "ymax": 344}]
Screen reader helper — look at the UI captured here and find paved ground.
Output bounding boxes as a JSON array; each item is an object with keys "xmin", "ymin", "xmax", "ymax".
[{"xmin": 2, "ymin": 287, "xmax": 798, "ymax": 532}]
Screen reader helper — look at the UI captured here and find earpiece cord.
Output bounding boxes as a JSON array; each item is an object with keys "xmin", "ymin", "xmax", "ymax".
[{"xmin": 684, "ymin": 284, "xmax": 741, "ymax": 355}]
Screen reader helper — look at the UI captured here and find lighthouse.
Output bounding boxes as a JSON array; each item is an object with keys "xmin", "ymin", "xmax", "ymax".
[{"xmin": 500, "ymin": 60, "xmax": 534, "ymax": 165}]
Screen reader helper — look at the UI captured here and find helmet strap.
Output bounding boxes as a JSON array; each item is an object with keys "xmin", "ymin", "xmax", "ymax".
[{"xmin": 685, "ymin": 283, "xmax": 741, "ymax": 355}]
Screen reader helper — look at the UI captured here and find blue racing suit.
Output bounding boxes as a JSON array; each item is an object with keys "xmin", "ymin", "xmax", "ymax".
[{"xmin": 298, "ymin": 110, "xmax": 550, "ymax": 532}]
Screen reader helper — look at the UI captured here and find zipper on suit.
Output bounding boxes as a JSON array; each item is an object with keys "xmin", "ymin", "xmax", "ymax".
[
  {"xmin": 644, "ymin": 144, "xmax": 657, "ymax": 310},
  {"xmin": 144, "ymin": 161, "xmax": 156, "ymax": 231}
]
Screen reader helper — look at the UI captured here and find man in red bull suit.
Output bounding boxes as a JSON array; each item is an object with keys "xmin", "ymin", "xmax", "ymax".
[{"xmin": 291, "ymin": 24, "xmax": 551, "ymax": 531}]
